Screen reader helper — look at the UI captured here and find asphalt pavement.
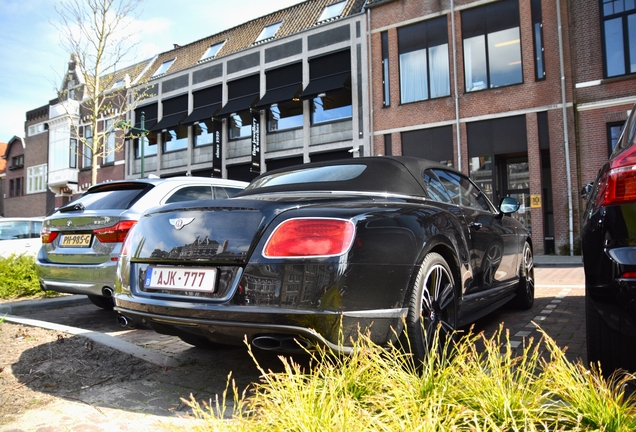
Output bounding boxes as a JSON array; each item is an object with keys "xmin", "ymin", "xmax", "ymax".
[{"xmin": 0, "ymin": 255, "xmax": 586, "ymax": 431}]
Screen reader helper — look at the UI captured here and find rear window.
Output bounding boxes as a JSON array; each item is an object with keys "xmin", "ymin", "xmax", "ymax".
[
  {"xmin": 61, "ymin": 184, "xmax": 153, "ymax": 211},
  {"xmin": 246, "ymin": 165, "xmax": 367, "ymax": 190}
]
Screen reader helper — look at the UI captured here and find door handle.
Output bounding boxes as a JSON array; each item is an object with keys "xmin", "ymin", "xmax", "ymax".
[{"xmin": 469, "ymin": 222, "xmax": 482, "ymax": 230}]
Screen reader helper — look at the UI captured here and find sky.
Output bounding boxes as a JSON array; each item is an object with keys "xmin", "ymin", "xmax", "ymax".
[{"xmin": 0, "ymin": 0, "xmax": 305, "ymax": 142}]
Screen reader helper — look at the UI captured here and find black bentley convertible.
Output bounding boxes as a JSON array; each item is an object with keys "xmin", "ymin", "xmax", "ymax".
[{"xmin": 114, "ymin": 156, "xmax": 534, "ymax": 360}]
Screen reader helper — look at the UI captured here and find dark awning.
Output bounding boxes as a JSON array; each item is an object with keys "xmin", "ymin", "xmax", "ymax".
[
  {"xmin": 150, "ymin": 112, "xmax": 187, "ymax": 132},
  {"xmin": 182, "ymin": 103, "xmax": 222, "ymax": 125},
  {"xmin": 299, "ymin": 72, "xmax": 350, "ymax": 99},
  {"xmin": 254, "ymin": 83, "xmax": 302, "ymax": 109},
  {"xmin": 215, "ymin": 94, "xmax": 260, "ymax": 118}
]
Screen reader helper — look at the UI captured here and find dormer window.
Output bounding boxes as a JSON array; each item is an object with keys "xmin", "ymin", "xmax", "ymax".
[
  {"xmin": 10, "ymin": 155, "xmax": 24, "ymax": 170},
  {"xmin": 112, "ymin": 79, "xmax": 125, "ymax": 89},
  {"xmin": 200, "ymin": 41, "xmax": 225, "ymax": 62},
  {"xmin": 318, "ymin": 1, "xmax": 346, "ymax": 22},
  {"xmin": 153, "ymin": 59, "xmax": 175, "ymax": 77},
  {"xmin": 255, "ymin": 22, "xmax": 281, "ymax": 43}
]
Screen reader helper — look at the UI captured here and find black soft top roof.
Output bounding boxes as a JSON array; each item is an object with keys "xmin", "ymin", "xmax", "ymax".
[{"xmin": 236, "ymin": 156, "xmax": 452, "ymax": 197}]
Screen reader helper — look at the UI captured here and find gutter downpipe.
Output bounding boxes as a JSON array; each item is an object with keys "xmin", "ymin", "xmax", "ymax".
[
  {"xmin": 365, "ymin": 2, "xmax": 374, "ymax": 156},
  {"xmin": 451, "ymin": 0, "xmax": 461, "ymax": 171},
  {"xmin": 557, "ymin": 0, "xmax": 574, "ymax": 255}
]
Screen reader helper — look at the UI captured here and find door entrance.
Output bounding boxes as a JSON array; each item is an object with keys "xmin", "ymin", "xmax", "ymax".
[{"xmin": 497, "ymin": 156, "xmax": 531, "ymax": 236}]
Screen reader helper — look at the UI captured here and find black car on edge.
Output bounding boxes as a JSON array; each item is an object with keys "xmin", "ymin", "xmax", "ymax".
[
  {"xmin": 114, "ymin": 156, "xmax": 534, "ymax": 360},
  {"xmin": 582, "ymin": 103, "xmax": 636, "ymax": 373}
]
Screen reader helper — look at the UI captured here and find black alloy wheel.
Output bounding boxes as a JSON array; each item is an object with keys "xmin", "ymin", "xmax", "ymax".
[
  {"xmin": 406, "ymin": 252, "xmax": 457, "ymax": 362},
  {"xmin": 513, "ymin": 242, "xmax": 535, "ymax": 309}
]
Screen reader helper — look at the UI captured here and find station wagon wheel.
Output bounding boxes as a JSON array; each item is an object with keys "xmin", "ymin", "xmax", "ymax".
[
  {"xmin": 406, "ymin": 252, "xmax": 457, "ymax": 363},
  {"xmin": 513, "ymin": 242, "xmax": 534, "ymax": 309}
]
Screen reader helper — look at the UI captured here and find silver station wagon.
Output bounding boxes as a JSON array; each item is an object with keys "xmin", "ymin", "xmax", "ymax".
[{"xmin": 36, "ymin": 176, "xmax": 247, "ymax": 309}]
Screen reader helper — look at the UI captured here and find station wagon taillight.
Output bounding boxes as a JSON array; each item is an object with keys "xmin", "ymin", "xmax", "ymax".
[
  {"xmin": 40, "ymin": 227, "xmax": 58, "ymax": 244},
  {"xmin": 596, "ymin": 145, "xmax": 636, "ymax": 208},
  {"xmin": 263, "ymin": 218, "xmax": 355, "ymax": 258},
  {"xmin": 94, "ymin": 220, "xmax": 137, "ymax": 243}
]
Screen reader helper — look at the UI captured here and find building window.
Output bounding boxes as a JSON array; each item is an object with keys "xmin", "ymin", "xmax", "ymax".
[
  {"xmin": 83, "ymin": 125, "xmax": 93, "ymax": 168},
  {"xmin": 10, "ymin": 178, "xmax": 23, "ymax": 197},
  {"xmin": 103, "ymin": 119, "xmax": 115, "ymax": 164},
  {"xmin": 10, "ymin": 155, "xmax": 24, "ymax": 170},
  {"xmin": 28, "ymin": 123, "xmax": 46, "ymax": 136},
  {"xmin": 462, "ymin": 0, "xmax": 522, "ymax": 92},
  {"xmin": 163, "ymin": 124, "xmax": 188, "ymax": 152},
  {"xmin": 27, "ymin": 164, "xmax": 47, "ymax": 194},
  {"xmin": 312, "ymin": 89, "xmax": 352, "ymax": 124},
  {"xmin": 229, "ymin": 111, "xmax": 252, "ymax": 139},
  {"xmin": 194, "ymin": 120, "xmax": 216, "ymax": 146},
  {"xmin": 608, "ymin": 121, "xmax": 625, "ymax": 155},
  {"xmin": 152, "ymin": 59, "xmax": 175, "ymax": 77},
  {"xmin": 381, "ymin": 31, "xmax": 390, "ymax": 107},
  {"xmin": 200, "ymin": 41, "xmax": 225, "ymax": 62},
  {"xmin": 402, "ymin": 126, "xmax": 454, "ymax": 166},
  {"xmin": 256, "ymin": 22, "xmax": 281, "ymax": 43},
  {"xmin": 69, "ymin": 138, "xmax": 77, "ymax": 168},
  {"xmin": 602, "ymin": 0, "xmax": 636, "ymax": 77},
  {"xmin": 318, "ymin": 1, "xmax": 346, "ymax": 22},
  {"xmin": 268, "ymin": 101, "xmax": 303, "ymax": 131},
  {"xmin": 398, "ymin": 16, "xmax": 450, "ymax": 103},
  {"xmin": 532, "ymin": 0, "xmax": 546, "ymax": 80},
  {"xmin": 384, "ymin": 134, "xmax": 392, "ymax": 156}
]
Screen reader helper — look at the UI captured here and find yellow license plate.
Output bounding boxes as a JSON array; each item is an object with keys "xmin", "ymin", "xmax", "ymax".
[{"xmin": 60, "ymin": 234, "xmax": 92, "ymax": 247}]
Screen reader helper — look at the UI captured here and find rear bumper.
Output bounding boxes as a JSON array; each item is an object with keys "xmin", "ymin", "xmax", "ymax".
[
  {"xmin": 36, "ymin": 259, "xmax": 118, "ymax": 297},
  {"xmin": 113, "ymin": 297, "xmax": 407, "ymax": 352}
]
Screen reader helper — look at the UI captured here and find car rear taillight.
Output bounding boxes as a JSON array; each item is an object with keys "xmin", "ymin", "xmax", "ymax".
[
  {"xmin": 263, "ymin": 218, "xmax": 356, "ymax": 258},
  {"xmin": 40, "ymin": 227, "xmax": 58, "ymax": 244},
  {"xmin": 119, "ymin": 222, "xmax": 139, "ymax": 258},
  {"xmin": 596, "ymin": 145, "xmax": 636, "ymax": 208},
  {"xmin": 94, "ymin": 220, "xmax": 137, "ymax": 243}
]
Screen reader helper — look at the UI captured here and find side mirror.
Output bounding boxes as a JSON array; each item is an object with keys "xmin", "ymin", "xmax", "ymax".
[
  {"xmin": 581, "ymin": 182, "xmax": 593, "ymax": 201},
  {"xmin": 498, "ymin": 196, "xmax": 520, "ymax": 216}
]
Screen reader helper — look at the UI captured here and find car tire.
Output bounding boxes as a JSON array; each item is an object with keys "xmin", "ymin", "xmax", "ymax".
[
  {"xmin": 513, "ymin": 242, "xmax": 534, "ymax": 310},
  {"xmin": 406, "ymin": 252, "xmax": 457, "ymax": 362},
  {"xmin": 586, "ymin": 295, "xmax": 636, "ymax": 373},
  {"xmin": 178, "ymin": 334, "xmax": 224, "ymax": 350},
  {"xmin": 87, "ymin": 294, "xmax": 114, "ymax": 310}
]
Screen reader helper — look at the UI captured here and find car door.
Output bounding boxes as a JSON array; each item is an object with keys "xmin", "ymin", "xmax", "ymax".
[{"xmin": 433, "ymin": 169, "xmax": 518, "ymax": 294}]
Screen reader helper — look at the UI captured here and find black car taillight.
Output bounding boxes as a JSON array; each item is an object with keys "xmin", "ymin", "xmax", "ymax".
[
  {"xmin": 94, "ymin": 220, "xmax": 137, "ymax": 243},
  {"xmin": 596, "ymin": 145, "xmax": 636, "ymax": 208},
  {"xmin": 263, "ymin": 218, "xmax": 355, "ymax": 258}
]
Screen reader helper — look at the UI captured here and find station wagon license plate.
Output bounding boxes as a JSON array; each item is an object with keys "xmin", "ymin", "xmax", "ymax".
[
  {"xmin": 144, "ymin": 267, "xmax": 216, "ymax": 292},
  {"xmin": 59, "ymin": 234, "xmax": 92, "ymax": 247}
]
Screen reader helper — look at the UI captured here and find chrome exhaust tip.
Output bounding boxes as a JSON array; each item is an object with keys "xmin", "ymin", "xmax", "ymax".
[
  {"xmin": 102, "ymin": 287, "xmax": 114, "ymax": 298},
  {"xmin": 117, "ymin": 315, "xmax": 131, "ymax": 328},
  {"xmin": 251, "ymin": 334, "xmax": 311, "ymax": 352}
]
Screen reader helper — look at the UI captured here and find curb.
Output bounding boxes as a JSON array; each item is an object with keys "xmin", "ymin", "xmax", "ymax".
[
  {"xmin": 2, "ymin": 314, "xmax": 179, "ymax": 368},
  {"xmin": 0, "ymin": 295, "xmax": 91, "ymax": 315}
]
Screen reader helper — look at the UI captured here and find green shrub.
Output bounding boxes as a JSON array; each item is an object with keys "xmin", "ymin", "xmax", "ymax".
[
  {"xmin": 179, "ymin": 326, "xmax": 636, "ymax": 431},
  {"xmin": 0, "ymin": 254, "xmax": 53, "ymax": 299}
]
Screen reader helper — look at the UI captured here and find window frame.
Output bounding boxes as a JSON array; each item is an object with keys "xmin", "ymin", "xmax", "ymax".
[
  {"xmin": 398, "ymin": 16, "xmax": 451, "ymax": 104},
  {"xmin": 462, "ymin": 0, "xmax": 523, "ymax": 92},
  {"xmin": 27, "ymin": 164, "xmax": 47, "ymax": 194},
  {"xmin": 601, "ymin": 0, "xmax": 636, "ymax": 78}
]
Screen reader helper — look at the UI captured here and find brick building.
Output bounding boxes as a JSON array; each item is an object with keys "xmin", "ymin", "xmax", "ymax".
[
  {"xmin": 365, "ymin": 0, "xmax": 635, "ymax": 255},
  {"xmin": 2, "ymin": 103, "xmax": 53, "ymax": 217}
]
